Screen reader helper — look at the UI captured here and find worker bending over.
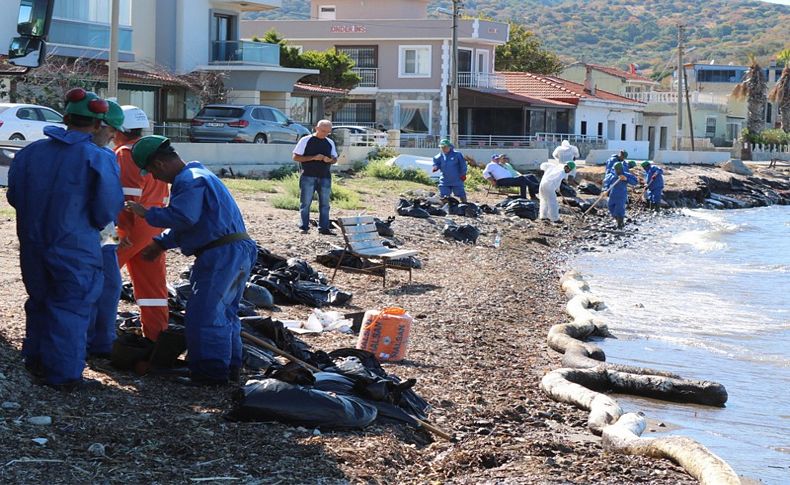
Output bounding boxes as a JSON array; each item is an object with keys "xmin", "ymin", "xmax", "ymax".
[{"xmin": 602, "ymin": 161, "xmax": 638, "ymax": 229}]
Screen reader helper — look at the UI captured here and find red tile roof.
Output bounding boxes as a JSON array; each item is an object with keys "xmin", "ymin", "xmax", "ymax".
[
  {"xmin": 500, "ymin": 72, "xmax": 644, "ymax": 106},
  {"xmin": 586, "ymin": 63, "xmax": 655, "ymax": 83}
]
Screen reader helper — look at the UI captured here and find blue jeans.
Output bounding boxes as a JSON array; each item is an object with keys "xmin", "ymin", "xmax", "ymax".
[{"xmin": 299, "ymin": 175, "xmax": 331, "ymax": 231}]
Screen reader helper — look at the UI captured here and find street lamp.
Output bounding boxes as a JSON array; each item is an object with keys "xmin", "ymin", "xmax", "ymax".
[{"xmin": 437, "ymin": 1, "xmax": 461, "ymax": 145}]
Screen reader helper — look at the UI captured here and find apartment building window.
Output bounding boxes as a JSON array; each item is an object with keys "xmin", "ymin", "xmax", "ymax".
[
  {"xmin": 620, "ymin": 123, "xmax": 627, "ymax": 141},
  {"xmin": 334, "ymin": 100, "xmax": 376, "ymax": 125},
  {"xmin": 607, "ymin": 120, "xmax": 616, "ymax": 140},
  {"xmin": 705, "ymin": 116, "xmax": 717, "ymax": 138},
  {"xmin": 399, "ymin": 46, "xmax": 431, "ymax": 78},
  {"xmin": 726, "ymin": 122, "xmax": 740, "ymax": 141},
  {"xmin": 458, "ymin": 49, "xmax": 472, "ymax": 72},
  {"xmin": 318, "ymin": 5, "xmax": 336, "ymax": 20},
  {"xmin": 395, "ymin": 101, "xmax": 431, "ymax": 133},
  {"xmin": 580, "ymin": 121, "xmax": 587, "ymax": 135},
  {"xmin": 659, "ymin": 126, "xmax": 668, "ymax": 150},
  {"xmin": 597, "ymin": 122, "xmax": 603, "ymax": 137},
  {"xmin": 766, "ymin": 103, "xmax": 772, "ymax": 124},
  {"xmin": 54, "ymin": 0, "xmax": 132, "ymax": 25},
  {"xmin": 635, "ymin": 125, "xmax": 643, "ymax": 141},
  {"xmin": 336, "ymin": 46, "xmax": 377, "ymax": 68}
]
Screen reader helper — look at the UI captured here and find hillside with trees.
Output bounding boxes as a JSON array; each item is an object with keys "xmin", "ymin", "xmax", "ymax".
[{"xmin": 247, "ymin": 0, "xmax": 789, "ymax": 75}]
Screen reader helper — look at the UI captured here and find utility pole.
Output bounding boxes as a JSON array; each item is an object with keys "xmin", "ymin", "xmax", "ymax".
[
  {"xmin": 449, "ymin": 0, "xmax": 461, "ymax": 145},
  {"xmin": 108, "ymin": 0, "xmax": 120, "ymax": 99},
  {"xmin": 675, "ymin": 24, "xmax": 684, "ymax": 150}
]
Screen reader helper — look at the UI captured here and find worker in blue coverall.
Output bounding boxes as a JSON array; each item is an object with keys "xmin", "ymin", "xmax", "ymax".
[
  {"xmin": 7, "ymin": 88, "xmax": 123, "ymax": 392},
  {"xmin": 432, "ymin": 138, "xmax": 467, "ymax": 203},
  {"xmin": 640, "ymin": 161, "xmax": 665, "ymax": 211},
  {"xmin": 604, "ymin": 150, "xmax": 629, "ymax": 175},
  {"xmin": 86, "ymin": 100, "xmax": 127, "ymax": 359},
  {"xmin": 125, "ymin": 136, "xmax": 256, "ymax": 386},
  {"xmin": 602, "ymin": 161, "xmax": 638, "ymax": 229}
]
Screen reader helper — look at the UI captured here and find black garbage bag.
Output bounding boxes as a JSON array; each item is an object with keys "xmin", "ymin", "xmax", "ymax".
[
  {"xmin": 504, "ymin": 200, "xmax": 539, "ymax": 220},
  {"xmin": 424, "ymin": 205, "xmax": 447, "ymax": 217},
  {"xmin": 237, "ymin": 300, "xmax": 258, "ymax": 317},
  {"xmin": 241, "ymin": 316, "xmax": 333, "ymax": 369},
  {"xmin": 116, "ymin": 312, "xmax": 142, "ymax": 335},
  {"xmin": 479, "ymin": 204, "xmax": 499, "ymax": 215},
  {"xmin": 292, "ymin": 280, "xmax": 353, "ymax": 307},
  {"xmin": 326, "ymin": 349, "xmax": 430, "ymax": 421},
  {"xmin": 495, "ymin": 196, "xmax": 523, "ymax": 208},
  {"xmin": 456, "ymin": 203, "xmax": 481, "ymax": 218},
  {"xmin": 560, "ymin": 180, "xmax": 577, "ymax": 198},
  {"xmin": 442, "ymin": 223, "xmax": 480, "ymax": 244},
  {"xmin": 111, "ymin": 332, "xmax": 154, "ymax": 370},
  {"xmin": 397, "ymin": 204, "xmax": 431, "ymax": 219},
  {"xmin": 579, "ymin": 182, "xmax": 602, "ymax": 196},
  {"xmin": 227, "ymin": 378, "xmax": 378, "ymax": 429},
  {"xmin": 386, "ymin": 256, "xmax": 423, "ymax": 270},
  {"xmin": 374, "ymin": 216, "xmax": 395, "ymax": 237},
  {"xmin": 242, "ymin": 343, "xmax": 280, "ymax": 373},
  {"xmin": 315, "ymin": 249, "xmax": 387, "ymax": 276},
  {"xmin": 244, "ymin": 282, "xmax": 274, "ymax": 309},
  {"xmin": 173, "ymin": 280, "xmax": 192, "ymax": 306},
  {"xmin": 120, "ymin": 282, "xmax": 135, "ymax": 303},
  {"xmin": 149, "ymin": 324, "xmax": 187, "ymax": 368},
  {"xmin": 254, "ymin": 246, "xmax": 288, "ymax": 272},
  {"xmin": 265, "ymin": 361, "xmax": 316, "ymax": 386},
  {"xmin": 286, "ymin": 258, "xmax": 325, "ymax": 283}
]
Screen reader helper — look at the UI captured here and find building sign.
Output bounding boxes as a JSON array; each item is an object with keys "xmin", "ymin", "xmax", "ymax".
[
  {"xmin": 331, "ymin": 24, "xmax": 367, "ymax": 33},
  {"xmin": 488, "ymin": 28, "xmax": 498, "ymax": 34}
]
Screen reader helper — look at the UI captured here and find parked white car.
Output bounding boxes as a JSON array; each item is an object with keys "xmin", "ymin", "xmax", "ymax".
[
  {"xmin": 331, "ymin": 125, "xmax": 388, "ymax": 147},
  {"xmin": 0, "ymin": 103, "xmax": 66, "ymax": 141}
]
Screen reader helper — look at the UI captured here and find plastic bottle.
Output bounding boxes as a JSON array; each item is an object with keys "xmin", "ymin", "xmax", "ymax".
[{"xmin": 493, "ymin": 230, "xmax": 502, "ymax": 249}]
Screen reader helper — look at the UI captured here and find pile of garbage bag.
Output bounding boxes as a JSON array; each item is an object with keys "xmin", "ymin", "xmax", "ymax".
[
  {"xmin": 442, "ymin": 222, "xmax": 480, "ymax": 244},
  {"xmin": 315, "ymin": 248, "xmax": 422, "ymax": 273},
  {"xmin": 497, "ymin": 198, "xmax": 539, "ymax": 220},
  {"xmin": 230, "ymin": 318, "xmax": 430, "ymax": 431},
  {"xmin": 396, "ymin": 198, "xmax": 446, "ymax": 218}
]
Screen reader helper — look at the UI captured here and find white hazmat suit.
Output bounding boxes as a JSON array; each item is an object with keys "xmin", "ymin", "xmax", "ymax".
[
  {"xmin": 539, "ymin": 162, "xmax": 571, "ymax": 221},
  {"xmin": 552, "ymin": 140, "xmax": 580, "ymax": 163}
]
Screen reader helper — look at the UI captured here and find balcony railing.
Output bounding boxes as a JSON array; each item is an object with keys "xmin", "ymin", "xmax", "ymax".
[
  {"xmin": 458, "ymin": 72, "xmax": 506, "ymax": 90},
  {"xmin": 210, "ymin": 40, "xmax": 280, "ymax": 65},
  {"xmin": 352, "ymin": 68, "xmax": 378, "ymax": 88},
  {"xmin": 625, "ymin": 91, "xmax": 730, "ymax": 105}
]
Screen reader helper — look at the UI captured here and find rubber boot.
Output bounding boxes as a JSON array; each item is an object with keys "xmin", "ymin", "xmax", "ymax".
[{"xmin": 616, "ymin": 217, "xmax": 625, "ymax": 229}]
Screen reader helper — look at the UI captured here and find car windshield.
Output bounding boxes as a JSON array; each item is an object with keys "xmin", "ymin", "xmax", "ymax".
[{"xmin": 197, "ymin": 107, "xmax": 245, "ymax": 119}]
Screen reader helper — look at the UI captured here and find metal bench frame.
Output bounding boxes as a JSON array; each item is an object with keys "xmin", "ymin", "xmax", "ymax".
[{"xmin": 332, "ymin": 216, "xmax": 418, "ymax": 287}]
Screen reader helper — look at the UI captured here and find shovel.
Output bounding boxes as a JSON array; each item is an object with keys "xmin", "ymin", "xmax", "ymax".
[
  {"xmin": 240, "ymin": 331, "xmax": 453, "ymax": 441},
  {"xmin": 582, "ymin": 178, "xmax": 621, "ymax": 218}
]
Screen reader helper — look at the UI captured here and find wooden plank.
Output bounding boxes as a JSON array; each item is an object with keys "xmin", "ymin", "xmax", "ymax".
[
  {"xmin": 342, "ymin": 224, "xmax": 378, "ymax": 235},
  {"xmin": 338, "ymin": 216, "xmax": 376, "ymax": 226},
  {"xmin": 346, "ymin": 232, "xmax": 380, "ymax": 243},
  {"xmin": 350, "ymin": 240, "xmax": 383, "ymax": 252},
  {"xmin": 380, "ymin": 250, "xmax": 418, "ymax": 259}
]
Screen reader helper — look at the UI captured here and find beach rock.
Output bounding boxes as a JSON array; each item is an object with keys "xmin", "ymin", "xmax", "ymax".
[
  {"xmin": 1, "ymin": 401, "xmax": 21, "ymax": 410},
  {"xmin": 27, "ymin": 416, "xmax": 52, "ymax": 426},
  {"xmin": 32, "ymin": 438, "xmax": 48, "ymax": 446},
  {"xmin": 721, "ymin": 159, "xmax": 752, "ymax": 176},
  {"xmin": 88, "ymin": 443, "xmax": 106, "ymax": 456}
]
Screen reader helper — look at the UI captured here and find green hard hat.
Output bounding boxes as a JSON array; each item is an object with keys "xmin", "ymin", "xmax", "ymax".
[
  {"xmin": 103, "ymin": 100, "xmax": 125, "ymax": 130},
  {"xmin": 132, "ymin": 135, "xmax": 171, "ymax": 175},
  {"xmin": 64, "ymin": 88, "xmax": 109, "ymax": 120},
  {"xmin": 439, "ymin": 138, "xmax": 452, "ymax": 147},
  {"xmin": 614, "ymin": 161, "xmax": 623, "ymax": 171},
  {"xmin": 640, "ymin": 161, "xmax": 651, "ymax": 169},
  {"xmin": 566, "ymin": 161, "xmax": 576, "ymax": 171},
  {"xmin": 627, "ymin": 160, "xmax": 636, "ymax": 168}
]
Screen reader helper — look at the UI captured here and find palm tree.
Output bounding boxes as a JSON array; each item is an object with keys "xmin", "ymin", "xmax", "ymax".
[
  {"xmin": 769, "ymin": 65, "xmax": 790, "ymax": 133},
  {"xmin": 731, "ymin": 56, "xmax": 767, "ymax": 134}
]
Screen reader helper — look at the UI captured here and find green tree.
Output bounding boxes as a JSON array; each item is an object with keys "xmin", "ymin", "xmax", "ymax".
[
  {"xmin": 777, "ymin": 48, "xmax": 790, "ymax": 67},
  {"xmin": 495, "ymin": 23, "xmax": 562, "ymax": 75},
  {"xmin": 252, "ymin": 29, "xmax": 360, "ymax": 90},
  {"xmin": 769, "ymin": 65, "xmax": 790, "ymax": 132},
  {"xmin": 732, "ymin": 56, "xmax": 767, "ymax": 135}
]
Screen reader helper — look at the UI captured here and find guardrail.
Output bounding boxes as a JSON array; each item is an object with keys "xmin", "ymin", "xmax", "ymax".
[
  {"xmin": 625, "ymin": 91, "xmax": 730, "ymax": 105},
  {"xmin": 458, "ymin": 72, "xmax": 506, "ymax": 90},
  {"xmin": 152, "ymin": 123, "xmax": 191, "ymax": 143}
]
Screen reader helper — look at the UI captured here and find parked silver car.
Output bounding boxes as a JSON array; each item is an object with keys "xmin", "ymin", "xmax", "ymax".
[
  {"xmin": 0, "ymin": 142, "xmax": 23, "ymax": 186},
  {"xmin": 189, "ymin": 104, "xmax": 310, "ymax": 144}
]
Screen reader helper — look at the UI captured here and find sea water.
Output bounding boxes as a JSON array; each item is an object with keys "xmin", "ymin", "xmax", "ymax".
[{"xmin": 573, "ymin": 205, "xmax": 790, "ymax": 484}]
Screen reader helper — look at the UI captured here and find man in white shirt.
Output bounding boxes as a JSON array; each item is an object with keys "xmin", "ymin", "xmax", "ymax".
[{"xmin": 482, "ymin": 154, "xmax": 539, "ymax": 199}]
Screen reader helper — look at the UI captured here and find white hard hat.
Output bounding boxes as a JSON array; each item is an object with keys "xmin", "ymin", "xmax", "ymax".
[{"xmin": 120, "ymin": 105, "xmax": 149, "ymax": 131}]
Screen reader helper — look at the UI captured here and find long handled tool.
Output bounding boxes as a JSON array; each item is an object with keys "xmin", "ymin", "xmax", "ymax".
[
  {"xmin": 240, "ymin": 331, "xmax": 453, "ymax": 441},
  {"xmin": 582, "ymin": 178, "xmax": 621, "ymax": 218}
]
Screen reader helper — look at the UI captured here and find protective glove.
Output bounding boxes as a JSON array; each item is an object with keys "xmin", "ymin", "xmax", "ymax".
[{"xmin": 461, "ymin": 175, "xmax": 467, "ymax": 182}]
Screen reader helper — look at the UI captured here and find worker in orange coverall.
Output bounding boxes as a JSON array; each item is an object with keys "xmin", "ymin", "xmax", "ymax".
[{"xmin": 114, "ymin": 106, "xmax": 170, "ymax": 342}]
